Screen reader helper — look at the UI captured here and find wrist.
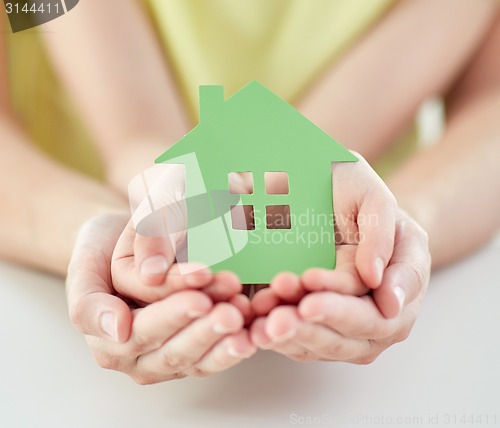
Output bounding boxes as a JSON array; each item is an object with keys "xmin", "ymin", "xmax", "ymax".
[{"xmin": 105, "ymin": 139, "xmax": 172, "ymax": 196}]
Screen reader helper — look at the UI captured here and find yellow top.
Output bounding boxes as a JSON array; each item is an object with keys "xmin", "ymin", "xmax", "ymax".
[{"xmin": 6, "ymin": 0, "xmax": 396, "ymax": 178}]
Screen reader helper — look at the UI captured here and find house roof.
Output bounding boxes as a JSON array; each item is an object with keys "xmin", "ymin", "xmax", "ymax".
[{"xmin": 156, "ymin": 81, "xmax": 357, "ymax": 165}]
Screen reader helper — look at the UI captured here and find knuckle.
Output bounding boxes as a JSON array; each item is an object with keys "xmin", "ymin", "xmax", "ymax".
[
  {"xmin": 160, "ymin": 351, "xmax": 190, "ymax": 372},
  {"xmin": 68, "ymin": 301, "xmax": 81, "ymax": 328},
  {"xmin": 288, "ymin": 349, "xmax": 316, "ymax": 362},
  {"xmin": 363, "ymin": 318, "xmax": 383, "ymax": 339},
  {"xmin": 354, "ymin": 353, "xmax": 379, "ymax": 365},
  {"xmin": 189, "ymin": 366, "xmax": 211, "ymax": 378},
  {"xmin": 133, "ymin": 332, "xmax": 159, "ymax": 351},
  {"xmin": 322, "ymin": 342, "xmax": 343, "ymax": 358},
  {"xmin": 407, "ymin": 263, "xmax": 428, "ymax": 291},
  {"xmin": 131, "ymin": 373, "xmax": 156, "ymax": 386},
  {"xmin": 93, "ymin": 351, "xmax": 119, "ymax": 370},
  {"xmin": 211, "ymin": 347, "xmax": 233, "ymax": 369},
  {"xmin": 393, "ymin": 325, "xmax": 413, "ymax": 343},
  {"xmin": 368, "ymin": 320, "xmax": 393, "ymax": 341},
  {"xmin": 132, "ymin": 371, "xmax": 186, "ymax": 385}
]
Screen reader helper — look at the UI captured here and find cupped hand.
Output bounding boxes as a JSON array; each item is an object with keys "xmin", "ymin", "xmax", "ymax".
[
  {"xmin": 253, "ymin": 153, "xmax": 405, "ymax": 317},
  {"xmin": 66, "ymin": 213, "xmax": 256, "ymax": 384},
  {"xmin": 250, "ymin": 208, "xmax": 430, "ymax": 363},
  {"xmin": 111, "ymin": 164, "xmax": 254, "ymax": 306}
]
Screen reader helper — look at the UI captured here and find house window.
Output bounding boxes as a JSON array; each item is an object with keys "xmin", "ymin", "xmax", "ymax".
[
  {"xmin": 228, "ymin": 171, "xmax": 291, "ymax": 230},
  {"xmin": 266, "ymin": 205, "xmax": 291, "ymax": 229},
  {"xmin": 264, "ymin": 172, "xmax": 289, "ymax": 194},
  {"xmin": 228, "ymin": 172, "xmax": 253, "ymax": 194},
  {"xmin": 230, "ymin": 205, "xmax": 255, "ymax": 230}
]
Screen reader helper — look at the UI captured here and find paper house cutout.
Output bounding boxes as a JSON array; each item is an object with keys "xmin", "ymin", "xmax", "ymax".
[{"xmin": 156, "ymin": 81, "xmax": 357, "ymax": 283}]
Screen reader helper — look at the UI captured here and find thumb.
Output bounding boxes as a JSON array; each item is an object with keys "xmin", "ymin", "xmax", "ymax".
[
  {"xmin": 355, "ymin": 183, "xmax": 397, "ymax": 289},
  {"xmin": 129, "ymin": 164, "xmax": 187, "ymax": 285},
  {"xmin": 67, "ymin": 214, "xmax": 133, "ymax": 342}
]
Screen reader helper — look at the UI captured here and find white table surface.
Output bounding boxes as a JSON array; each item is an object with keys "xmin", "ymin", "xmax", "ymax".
[{"xmin": 1, "ymin": 238, "xmax": 499, "ymax": 428}]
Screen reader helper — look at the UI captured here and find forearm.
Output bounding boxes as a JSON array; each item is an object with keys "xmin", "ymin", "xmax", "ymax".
[
  {"xmin": 0, "ymin": 113, "xmax": 128, "ymax": 275},
  {"xmin": 298, "ymin": 0, "xmax": 497, "ymax": 163},
  {"xmin": 386, "ymin": 91, "xmax": 500, "ymax": 267},
  {"xmin": 40, "ymin": 0, "xmax": 189, "ymax": 192}
]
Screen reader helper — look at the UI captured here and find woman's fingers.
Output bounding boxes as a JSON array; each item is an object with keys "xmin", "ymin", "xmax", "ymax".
[
  {"xmin": 66, "ymin": 214, "xmax": 133, "ymax": 342},
  {"xmin": 298, "ymin": 292, "xmax": 398, "ymax": 340},
  {"xmin": 251, "ymin": 305, "xmax": 371, "ymax": 362},
  {"xmin": 372, "ymin": 211, "xmax": 431, "ymax": 318},
  {"xmin": 136, "ymin": 302, "xmax": 244, "ymax": 374},
  {"xmin": 129, "ymin": 290, "xmax": 213, "ymax": 354},
  {"xmin": 190, "ymin": 330, "xmax": 256, "ymax": 376}
]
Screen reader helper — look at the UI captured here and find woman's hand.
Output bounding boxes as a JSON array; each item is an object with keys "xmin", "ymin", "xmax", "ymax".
[
  {"xmin": 66, "ymin": 213, "xmax": 256, "ymax": 384},
  {"xmin": 250, "ymin": 209, "xmax": 430, "ymax": 363}
]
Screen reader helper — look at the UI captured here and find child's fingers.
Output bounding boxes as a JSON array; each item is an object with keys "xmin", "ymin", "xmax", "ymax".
[
  {"xmin": 251, "ymin": 286, "xmax": 282, "ymax": 316},
  {"xmin": 301, "ymin": 245, "xmax": 369, "ymax": 296},
  {"xmin": 129, "ymin": 164, "xmax": 188, "ymax": 286},
  {"xmin": 355, "ymin": 183, "xmax": 397, "ymax": 289},
  {"xmin": 269, "ymin": 272, "xmax": 305, "ymax": 303},
  {"xmin": 201, "ymin": 271, "xmax": 242, "ymax": 302},
  {"xmin": 134, "ymin": 209, "xmax": 180, "ymax": 286},
  {"xmin": 112, "ymin": 259, "xmax": 215, "ymax": 304},
  {"xmin": 229, "ymin": 293, "xmax": 255, "ymax": 326},
  {"xmin": 332, "ymin": 155, "xmax": 397, "ymax": 290}
]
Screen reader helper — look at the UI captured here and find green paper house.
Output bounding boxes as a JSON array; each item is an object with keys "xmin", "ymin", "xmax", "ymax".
[{"xmin": 156, "ymin": 81, "xmax": 357, "ymax": 283}]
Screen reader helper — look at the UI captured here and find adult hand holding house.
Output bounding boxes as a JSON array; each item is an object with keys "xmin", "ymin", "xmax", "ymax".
[
  {"xmin": 67, "ymin": 213, "xmax": 256, "ymax": 385},
  {"xmin": 250, "ymin": 157, "xmax": 431, "ymax": 364}
]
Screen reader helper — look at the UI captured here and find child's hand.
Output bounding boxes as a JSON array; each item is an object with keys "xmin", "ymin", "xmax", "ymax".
[
  {"xmin": 252, "ymin": 153, "xmax": 397, "ymax": 314},
  {"xmin": 110, "ymin": 164, "xmax": 253, "ymax": 313}
]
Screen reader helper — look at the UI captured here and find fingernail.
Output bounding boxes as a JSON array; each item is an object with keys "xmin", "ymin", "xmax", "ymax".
[
  {"xmin": 393, "ymin": 287, "xmax": 405, "ymax": 313},
  {"xmin": 100, "ymin": 312, "xmax": 118, "ymax": 341},
  {"xmin": 140, "ymin": 255, "xmax": 168, "ymax": 277},
  {"xmin": 213, "ymin": 323, "xmax": 235, "ymax": 335},
  {"xmin": 271, "ymin": 328, "xmax": 296, "ymax": 343},
  {"xmin": 227, "ymin": 345, "xmax": 254, "ymax": 359},
  {"xmin": 186, "ymin": 309, "xmax": 206, "ymax": 319},
  {"xmin": 303, "ymin": 313, "xmax": 325, "ymax": 323},
  {"xmin": 374, "ymin": 257, "xmax": 385, "ymax": 285}
]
